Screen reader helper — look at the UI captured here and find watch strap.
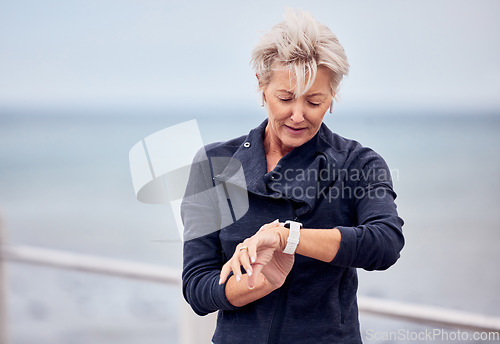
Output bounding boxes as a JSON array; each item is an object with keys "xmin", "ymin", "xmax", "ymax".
[{"xmin": 283, "ymin": 220, "xmax": 302, "ymax": 254}]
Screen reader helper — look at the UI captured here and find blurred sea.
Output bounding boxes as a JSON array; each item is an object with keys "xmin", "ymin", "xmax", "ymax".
[{"xmin": 1, "ymin": 107, "xmax": 499, "ymax": 343}]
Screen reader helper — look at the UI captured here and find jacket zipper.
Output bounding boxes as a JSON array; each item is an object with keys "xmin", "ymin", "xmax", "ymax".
[
  {"xmin": 287, "ymin": 198, "xmax": 299, "ymax": 222},
  {"xmin": 267, "ymin": 199, "xmax": 297, "ymax": 343},
  {"xmin": 267, "ymin": 280, "xmax": 290, "ymax": 344}
]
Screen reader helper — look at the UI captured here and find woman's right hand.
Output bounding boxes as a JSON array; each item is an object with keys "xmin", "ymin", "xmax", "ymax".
[
  {"xmin": 219, "ymin": 219, "xmax": 295, "ymax": 290},
  {"xmin": 253, "ymin": 221, "xmax": 294, "ymax": 289}
]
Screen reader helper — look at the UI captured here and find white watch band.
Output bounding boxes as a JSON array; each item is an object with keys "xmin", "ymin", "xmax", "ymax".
[{"xmin": 283, "ymin": 220, "xmax": 302, "ymax": 254}]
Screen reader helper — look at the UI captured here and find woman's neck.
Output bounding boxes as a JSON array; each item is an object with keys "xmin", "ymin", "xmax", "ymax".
[{"xmin": 264, "ymin": 125, "xmax": 293, "ymax": 172}]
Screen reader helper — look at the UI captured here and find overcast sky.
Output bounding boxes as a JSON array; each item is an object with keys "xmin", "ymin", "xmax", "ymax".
[{"xmin": 1, "ymin": 0, "xmax": 499, "ymax": 114}]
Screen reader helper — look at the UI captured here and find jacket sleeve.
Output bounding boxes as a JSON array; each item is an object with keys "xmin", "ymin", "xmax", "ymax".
[
  {"xmin": 182, "ymin": 232, "xmax": 240, "ymax": 315},
  {"xmin": 181, "ymin": 148, "xmax": 240, "ymax": 315},
  {"xmin": 330, "ymin": 147, "xmax": 405, "ymax": 271}
]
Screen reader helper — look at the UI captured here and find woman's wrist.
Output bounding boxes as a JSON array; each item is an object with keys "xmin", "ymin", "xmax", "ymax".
[
  {"xmin": 275, "ymin": 225, "xmax": 289, "ymax": 252},
  {"xmin": 262, "ymin": 274, "xmax": 284, "ymax": 290}
]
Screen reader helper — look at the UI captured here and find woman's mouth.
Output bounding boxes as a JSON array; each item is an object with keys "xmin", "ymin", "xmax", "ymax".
[{"xmin": 284, "ymin": 125, "xmax": 307, "ymax": 135}]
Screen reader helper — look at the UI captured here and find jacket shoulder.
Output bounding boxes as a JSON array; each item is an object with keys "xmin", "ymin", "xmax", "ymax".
[
  {"xmin": 203, "ymin": 134, "xmax": 246, "ymax": 157},
  {"xmin": 318, "ymin": 124, "xmax": 388, "ymax": 169},
  {"xmin": 317, "ymin": 123, "xmax": 362, "ymax": 151}
]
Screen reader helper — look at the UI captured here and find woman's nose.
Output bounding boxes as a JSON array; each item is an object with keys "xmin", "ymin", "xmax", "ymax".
[{"xmin": 290, "ymin": 102, "xmax": 305, "ymax": 123}]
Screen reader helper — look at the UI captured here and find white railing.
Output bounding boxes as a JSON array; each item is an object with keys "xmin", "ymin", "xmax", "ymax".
[
  {"xmin": 358, "ymin": 296, "xmax": 500, "ymax": 332},
  {"xmin": 1, "ymin": 244, "xmax": 500, "ymax": 344},
  {"xmin": 0, "ymin": 245, "xmax": 181, "ymax": 285}
]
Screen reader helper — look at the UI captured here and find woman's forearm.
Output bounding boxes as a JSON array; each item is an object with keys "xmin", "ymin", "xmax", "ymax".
[
  {"xmin": 225, "ymin": 272, "xmax": 276, "ymax": 307},
  {"xmin": 277, "ymin": 226, "xmax": 342, "ymax": 263}
]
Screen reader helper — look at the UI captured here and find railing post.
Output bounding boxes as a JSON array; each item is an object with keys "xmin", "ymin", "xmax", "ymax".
[{"xmin": 0, "ymin": 210, "xmax": 8, "ymax": 344}]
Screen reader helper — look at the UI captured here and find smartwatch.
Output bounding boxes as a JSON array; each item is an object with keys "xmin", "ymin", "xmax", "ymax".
[{"xmin": 283, "ymin": 220, "xmax": 303, "ymax": 254}]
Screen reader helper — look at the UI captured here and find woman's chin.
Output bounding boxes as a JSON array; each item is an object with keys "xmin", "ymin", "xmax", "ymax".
[{"xmin": 281, "ymin": 136, "xmax": 310, "ymax": 150}]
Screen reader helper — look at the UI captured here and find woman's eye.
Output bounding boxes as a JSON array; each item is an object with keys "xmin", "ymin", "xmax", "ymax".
[
  {"xmin": 278, "ymin": 97, "xmax": 293, "ymax": 102},
  {"xmin": 308, "ymin": 101, "xmax": 321, "ymax": 107}
]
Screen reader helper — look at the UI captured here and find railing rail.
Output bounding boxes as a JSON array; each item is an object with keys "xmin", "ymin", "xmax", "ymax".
[
  {"xmin": 1, "ymin": 244, "xmax": 500, "ymax": 343},
  {"xmin": 358, "ymin": 296, "xmax": 500, "ymax": 333},
  {"xmin": 0, "ymin": 245, "xmax": 181, "ymax": 285}
]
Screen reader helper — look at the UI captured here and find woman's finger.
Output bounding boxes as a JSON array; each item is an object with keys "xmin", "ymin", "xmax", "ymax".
[
  {"xmin": 248, "ymin": 243, "xmax": 257, "ymax": 265},
  {"xmin": 238, "ymin": 246, "xmax": 253, "ymax": 278},
  {"xmin": 219, "ymin": 261, "xmax": 231, "ymax": 285},
  {"xmin": 258, "ymin": 219, "xmax": 280, "ymax": 233},
  {"xmin": 230, "ymin": 249, "xmax": 244, "ymax": 282},
  {"xmin": 248, "ymin": 263, "xmax": 264, "ymax": 289}
]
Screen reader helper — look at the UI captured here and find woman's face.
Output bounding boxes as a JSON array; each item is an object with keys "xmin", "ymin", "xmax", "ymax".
[{"xmin": 262, "ymin": 66, "xmax": 332, "ymax": 152}]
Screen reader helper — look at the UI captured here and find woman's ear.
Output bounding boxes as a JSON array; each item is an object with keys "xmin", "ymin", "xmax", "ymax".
[
  {"xmin": 329, "ymin": 91, "xmax": 336, "ymax": 113},
  {"xmin": 256, "ymin": 73, "xmax": 261, "ymax": 88}
]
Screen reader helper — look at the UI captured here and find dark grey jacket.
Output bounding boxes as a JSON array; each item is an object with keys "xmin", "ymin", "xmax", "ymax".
[{"xmin": 182, "ymin": 119, "xmax": 404, "ymax": 344}]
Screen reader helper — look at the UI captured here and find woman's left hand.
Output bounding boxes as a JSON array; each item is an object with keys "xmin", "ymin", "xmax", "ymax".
[{"xmin": 219, "ymin": 219, "xmax": 295, "ymax": 290}]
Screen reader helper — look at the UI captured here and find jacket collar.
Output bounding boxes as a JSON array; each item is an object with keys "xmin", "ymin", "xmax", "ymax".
[{"xmin": 214, "ymin": 119, "xmax": 346, "ymax": 216}]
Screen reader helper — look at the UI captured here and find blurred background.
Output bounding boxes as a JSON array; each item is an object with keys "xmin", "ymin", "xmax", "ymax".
[{"xmin": 1, "ymin": 0, "xmax": 499, "ymax": 343}]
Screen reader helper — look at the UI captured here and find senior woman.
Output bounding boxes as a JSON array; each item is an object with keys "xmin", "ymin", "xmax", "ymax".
[{"xmin": 181, "ymin": 9, "xmax": 404, "ymax": 344}]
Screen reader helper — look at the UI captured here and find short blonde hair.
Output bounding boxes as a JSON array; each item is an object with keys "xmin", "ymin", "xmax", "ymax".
[{"xmin": 251, "ymin": 8, "xmax": 349, "ymax": 97}]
